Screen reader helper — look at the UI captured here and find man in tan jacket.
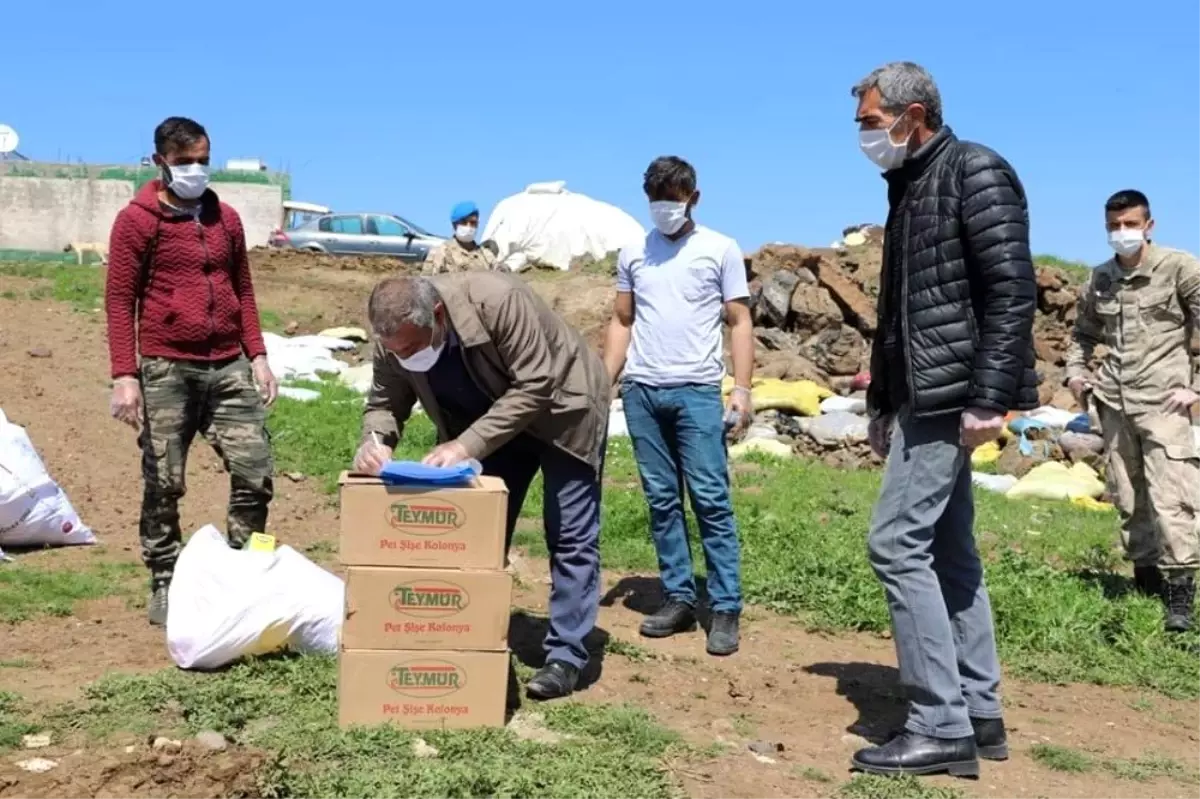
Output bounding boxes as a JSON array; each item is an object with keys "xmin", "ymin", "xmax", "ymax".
[
  {"xmin": 1065, "ymin": 189, "xmax": 1200, "ymax": 633},
  {"xmin": 422, "ymin": 201, "xmax": 499, "ymax": 275},
  {"xmin": 352, "ymin": 272, "xmax": 610, "ymax": 699}
]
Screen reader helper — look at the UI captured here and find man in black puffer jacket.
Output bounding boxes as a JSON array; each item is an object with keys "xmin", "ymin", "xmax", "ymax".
[{"xmin": 848, "ymin": 62, "xmax": 1038, "ymax": 780}]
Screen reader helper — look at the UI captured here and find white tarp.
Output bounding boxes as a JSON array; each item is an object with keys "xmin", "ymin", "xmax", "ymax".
[{"xmin": 482, "ymin": 181, "xmax": 645, "ymax": 272}]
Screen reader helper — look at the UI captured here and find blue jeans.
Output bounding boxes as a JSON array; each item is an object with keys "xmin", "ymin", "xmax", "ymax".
[
  {"xmin": 483, "ymin": 437, "xmax": 603, "ymax": 669},
  {"xmin": 621, "ymin": 382, "xmax": 742, "ymax": 613}
]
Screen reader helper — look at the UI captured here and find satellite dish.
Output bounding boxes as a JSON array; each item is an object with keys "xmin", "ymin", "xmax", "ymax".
[{"xmin": 0, "ymin": 125, "xmax": 19, "ymax": 154}]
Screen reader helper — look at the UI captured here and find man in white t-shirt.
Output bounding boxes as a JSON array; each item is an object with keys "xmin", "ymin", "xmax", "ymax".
[{"xmin": 603, "ymin": 155, "xmax": 754, "ymax": 656}]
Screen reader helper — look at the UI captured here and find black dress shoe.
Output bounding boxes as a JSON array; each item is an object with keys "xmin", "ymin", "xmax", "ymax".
[
  {"xmin": 971, "ymin": 717, "xmax": 1008, "ymax": 761},
  {"xmin": 639, "ymin": 599, "xmax": 697, "ymax": 638},
  {"xmin": 525, "ymin": 661, "xmax": 580, "ymax": 700},
  {"xmin": 852, "ymin": 731, "xmax": 979, "ymax": 778}
]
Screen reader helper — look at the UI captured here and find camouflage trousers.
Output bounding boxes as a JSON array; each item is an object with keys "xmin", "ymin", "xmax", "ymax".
[
  {"xmin": 1096, "ymin": 402, "xmax": 1200, "ymax": 572},
  {"xmin": 138, "ymin": 356, "xmax": 274, "ymax": 582}
]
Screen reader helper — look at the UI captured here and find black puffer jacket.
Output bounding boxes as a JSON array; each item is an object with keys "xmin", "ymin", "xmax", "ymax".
[{"xmin": 868, "ymin": 126, "xmax": 1040, "ymax": 419}]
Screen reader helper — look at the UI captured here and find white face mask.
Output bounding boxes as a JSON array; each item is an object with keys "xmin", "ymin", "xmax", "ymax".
[
  {"xmin": 167, "ymin": 163, "xmax": 210, "ymax": 200},
  {"xmin": 394, "ymin": 328, "xmax": 445, "ymax": 373},
  {"xmin": 1108, "ymin": 228, "xmax": 1145, "ymax": 258},
  {"xmin": 649, "ymin": 201, "xmax": 689, "ymax": 236},
  {"xmin": 858, "ymin": 116, "xmax": 910, "ymax": 170},
  {"xmin": 454, "ymin": 224, "xmax": 477, "ymax": 243}
]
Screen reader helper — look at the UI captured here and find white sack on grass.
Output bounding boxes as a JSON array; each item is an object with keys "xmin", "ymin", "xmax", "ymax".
[
  {"xmin": 166, "ymin": 525, "xmax": 343, "ymax": 670},
  {"xmin": 264, "ymin": 332, "xmax": 356, "ymax": 382},
  {"xmin": 0, "ymin": 409, "xmax": 96, "ymax": 553}
]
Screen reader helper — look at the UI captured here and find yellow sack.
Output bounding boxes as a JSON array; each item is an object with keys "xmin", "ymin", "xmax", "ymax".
[
  {"xmin": 728, "ymin": 438, "xmax": 793, "ymax": 460},
  {"xmin": 1005, "ymin": 461, "xmax": 1104, "ymax": 502},
  {"xmin": 720, "ymin": 376, "xmax": 767, "ymax": 394},
  {"xmin": 1071, "ymin": 495, "xmax": 1114, "ymax": 513},
  {"xmin": 971, "ymin": 441, "xmax": 1002, "ymax": 466},
  {"xmin": 739, "ymin": 378, "xmax": 832, "ymax": 417}
]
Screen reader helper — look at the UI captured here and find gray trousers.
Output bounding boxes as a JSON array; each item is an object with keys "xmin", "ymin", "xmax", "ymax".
[{"xmin": 868, "ymin": 411, "xmax": 1003, "ymax": 739}]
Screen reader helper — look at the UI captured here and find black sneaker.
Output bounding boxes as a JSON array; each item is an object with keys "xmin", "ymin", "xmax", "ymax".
[
  {"xmin": 706, "ymin": 612, "xmax": 740, "ymax": 656},
  {"xmin": 525, "ymin": 661, "xmax": 580, "ymax": 700},
  {"xmin": 147, "ymin": 580, "xmax": 170, "ymax": 626},
  {"xmin": 971, "ymin": 717, "xmax": 1008, "ymax": 761},
  {"xmin": 639, "ymin": 599, "xmax": 696, "ymax": 638},
  {"xmin": 1164, "ymin": 572, "xmax": 1195, "ymax": 633}
]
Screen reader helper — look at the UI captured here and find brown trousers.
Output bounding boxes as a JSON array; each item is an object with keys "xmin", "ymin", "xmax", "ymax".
[{"xmin": 1096, "ymin": 402, "xmax": 1199, "ymax": 571}]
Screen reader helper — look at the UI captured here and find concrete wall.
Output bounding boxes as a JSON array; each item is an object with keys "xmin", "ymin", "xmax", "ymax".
[
  {"xmin": 0, "ymin": 176, "xmax": 283, "ymax": 251},
  {"xmin": 0, "ymin": 177, "xmax": 132, "ymax": 251}
]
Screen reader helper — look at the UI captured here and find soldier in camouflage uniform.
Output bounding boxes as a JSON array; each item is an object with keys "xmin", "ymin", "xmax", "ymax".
[
  {"xmin": 1065, "ymin": 189, "xmax": 1200, "ymax": 633},
  {"xmin": 422, "ymin": 200, "xmax": 500, "ymax": 275},
  {"xmin": 105, "ymin": 117, "xmax": 277, "ymax": 625}
]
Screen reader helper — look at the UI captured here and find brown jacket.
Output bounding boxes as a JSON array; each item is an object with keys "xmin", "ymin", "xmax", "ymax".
[
  {"xmin": 361, "ymin": 272, "xmax": 610, "ymax": 469},
  {"xmin": 1065, "ymin": 243, "xmax": 1200, "ymax": 414}
]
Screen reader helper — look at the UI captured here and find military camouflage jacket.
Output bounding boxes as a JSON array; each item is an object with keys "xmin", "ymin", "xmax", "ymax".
[
  {"xmin": 1065, "ymin": 243, "xmax": 1200, "ymax": 413},
  {"xmin": 422, "ymin": 238, "xmax": 498, "ymax": 275}
]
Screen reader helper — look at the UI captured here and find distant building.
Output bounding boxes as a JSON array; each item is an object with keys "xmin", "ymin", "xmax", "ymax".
[{"xmin": 225, "ymin": 158, "xmax": 268, "ymax": 172}]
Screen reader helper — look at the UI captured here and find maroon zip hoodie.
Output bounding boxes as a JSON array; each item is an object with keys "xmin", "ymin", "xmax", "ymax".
[{"xmin": 105, "ymin": 180, "xmax": 267, "ymax": 379}]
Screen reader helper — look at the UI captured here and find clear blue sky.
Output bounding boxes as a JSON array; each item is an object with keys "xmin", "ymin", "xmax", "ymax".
[{"xmin": 6, "ymin": 1, "xmax": 1198, "ymax": 263}]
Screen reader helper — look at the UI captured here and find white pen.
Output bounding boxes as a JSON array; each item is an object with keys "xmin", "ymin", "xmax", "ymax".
[{"xmin": 371, "ymin": 431, "xmax": 382, "ymax": 449}]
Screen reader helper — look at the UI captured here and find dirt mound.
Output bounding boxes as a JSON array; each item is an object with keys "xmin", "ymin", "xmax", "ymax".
[
  {"xmin": 746, "ymin": 228, "xmax": 1084, "ymax": 405},
  {"xmin": 0, "ymin": 745, "xmax": 265, "ymax": 798},
  {"xmin": 250, "ymin": 246, "xmax": 421, "ymax": 276}
]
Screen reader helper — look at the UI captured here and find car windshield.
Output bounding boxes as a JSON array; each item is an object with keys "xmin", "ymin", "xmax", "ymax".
[{"xmin": 393, "ymin": 215, "xmax": 432, "ymax": 237}]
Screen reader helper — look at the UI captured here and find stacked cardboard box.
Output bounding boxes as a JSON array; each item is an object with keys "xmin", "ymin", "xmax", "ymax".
[{"xmin": 337, "ymin": 472, "xmax": 511, "ymax": 730}]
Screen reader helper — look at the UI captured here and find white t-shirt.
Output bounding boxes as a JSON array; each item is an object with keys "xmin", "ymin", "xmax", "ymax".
[{"xmin": 617, "ymin": 225, "xmax": 748, "ymax": 387}]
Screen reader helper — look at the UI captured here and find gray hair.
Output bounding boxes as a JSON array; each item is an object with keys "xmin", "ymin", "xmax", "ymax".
[
  {"xmin": 367, "ymin": 276, "xmax": 439, "ymax": 337},
  {"xmin": 851, "ymin": 61, "xmax": 943, "ymax": 130}
]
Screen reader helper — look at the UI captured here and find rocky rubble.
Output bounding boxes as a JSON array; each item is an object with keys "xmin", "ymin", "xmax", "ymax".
[
  {"xmin": 744, "ymin": 224, "xmax": 1085, "ymax": 404},
  {"xmin": 739, "ymin": 224, "xmax": 1090, "ymax": 464}
]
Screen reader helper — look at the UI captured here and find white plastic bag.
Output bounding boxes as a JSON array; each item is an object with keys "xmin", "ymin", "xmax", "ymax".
[
  {"xmin": 0, "ymin": 409, "xmax": 96, "ymax": 551},
  {"xmin": 166, "ymin": 525, "xmax": 343, "ymax": 670},
  {"xmin": 807, "ymin": 411, "xmax": 870, "ymax": 446},
  {"xmin": 819, "ymin": 395, "xmax": 868, "ymax": 415}
]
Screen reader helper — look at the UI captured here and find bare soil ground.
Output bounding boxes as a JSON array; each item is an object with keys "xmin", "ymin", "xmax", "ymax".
[{"xmin": 0, "ymin": 259, "xmax": 1196, "ymax": 798}]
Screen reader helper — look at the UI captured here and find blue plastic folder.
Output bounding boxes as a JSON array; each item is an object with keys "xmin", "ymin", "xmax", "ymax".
[{"xmin": 378, "ymin": 460, "xmax": 479, "ymax": 487}]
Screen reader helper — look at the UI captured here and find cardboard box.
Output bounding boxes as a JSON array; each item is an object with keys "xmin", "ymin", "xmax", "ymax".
[
  {"xmin": 339, "ymin": 473, "xmax": 507, "ymax": 568},
  {"xmin": 339, "ymin": 649, "xmax": 509, "ymax": 730},
  {"xmin": 343, "ymin": 567, "xmax": 512, "ymax": 651}
]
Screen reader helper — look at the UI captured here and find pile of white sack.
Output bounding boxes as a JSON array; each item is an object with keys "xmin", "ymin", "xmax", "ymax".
[
  {"xmin": 166, "ymin": 525, "xmax": 343, "ymax": 670},
  {"xmin": 0, "ymin": 409, "xmax": 96, "ymax": 561}
]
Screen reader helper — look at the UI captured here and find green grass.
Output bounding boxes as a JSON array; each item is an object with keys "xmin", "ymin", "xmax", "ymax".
[
  {"xmin": 267, "ymin": 393, "xmax": 1200, "ymax": 699},
  {"xmin": 1031, "ymin": 743, "xmax": 1198, "ymax": 784},
  {"xmin": 37, "ymin": 655, "xmax": 681, "ymax": 798},
  {"xmin": 1030, "ymin": 743, "xmax": 1093, "ymax": 772},
  {"xmin": 838, "ymin": 774, "xmax": 963, "ymax": 799},
  {"xmin": 0, "ymin": 260, "xmax": 104, "ymax": 312},
  {"xmin": 259, "ymin": 308, "xmax": 285, "ymax": 331},
  {"xmin": 0, "ymin": 560, "xmax": 140, "ymax": 623},
  {"xmin": 1034, "ymin": 254, "xmax": 1092, "ymax": 284},
  {"xmin": 0, "ymin": 690, "xmax": 38, "ymax": 753},
  {"xmin": 795, "ymin": 765, "xmax": 834, "ymax": 783}
]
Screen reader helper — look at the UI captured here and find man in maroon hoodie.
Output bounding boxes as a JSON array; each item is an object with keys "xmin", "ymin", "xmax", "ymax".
[{"xmin": 105, "ymin": 116, "xmax": 278, "ymax": 625}]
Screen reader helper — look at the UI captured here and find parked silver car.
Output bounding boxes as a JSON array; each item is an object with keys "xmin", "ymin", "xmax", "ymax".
[{"xmin": 270, "ymin": 212, "xmax": 445, "ymax": 261}]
